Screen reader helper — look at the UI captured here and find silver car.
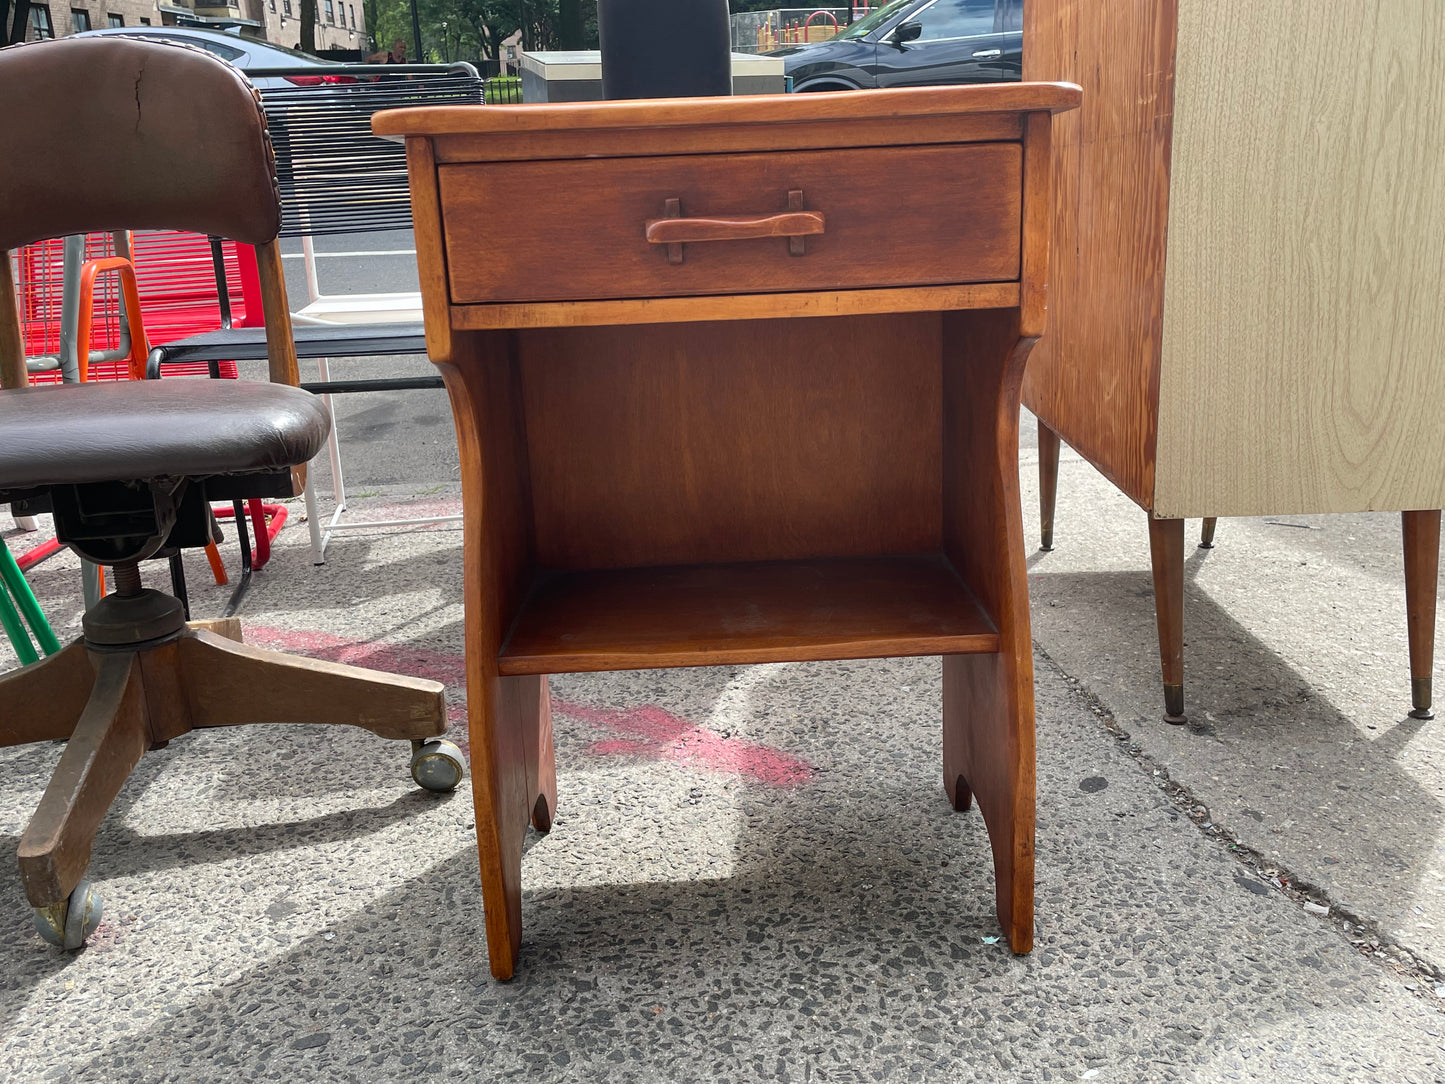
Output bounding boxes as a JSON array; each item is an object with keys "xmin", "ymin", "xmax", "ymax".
[{"xmin": 73, "ymin": 26, "xmax": 345, "ymax": 89}]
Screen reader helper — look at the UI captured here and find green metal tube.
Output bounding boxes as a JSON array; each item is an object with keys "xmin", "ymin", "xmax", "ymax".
[
  {"xmin": 0, "ymin": 537, "xmax": 60, "ymax": 656},
  {"xmin": 0, "ymin": 577, "xmax": 39, "ymax": 666}
]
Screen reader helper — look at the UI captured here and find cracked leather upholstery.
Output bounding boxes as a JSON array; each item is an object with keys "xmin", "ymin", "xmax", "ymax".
[
  {"xmin": 0, "ymin": 36, "xmax": 280, "ymax": 252},
  {"xmin": 0, "ymin": 380, "xmax": 330, "ymax": 489}
]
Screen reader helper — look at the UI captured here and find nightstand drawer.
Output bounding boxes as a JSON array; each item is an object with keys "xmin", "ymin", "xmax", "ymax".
[{"xmin": 438, "ymin": 143, "xmax": 1022, "ymax": 304}]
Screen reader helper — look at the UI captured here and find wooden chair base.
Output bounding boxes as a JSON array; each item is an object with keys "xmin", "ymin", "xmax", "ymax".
[{"xmin": 0, "ymin": 622, "xmax": 447, "ymax": 938}]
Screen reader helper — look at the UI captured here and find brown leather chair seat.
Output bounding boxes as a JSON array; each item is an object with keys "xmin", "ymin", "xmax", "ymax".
[{"xmin": 0, "ymin": 379, "xmax": 329, "ymax": 490}]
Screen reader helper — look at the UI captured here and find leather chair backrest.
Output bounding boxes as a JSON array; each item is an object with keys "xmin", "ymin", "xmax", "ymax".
[{"xmin": 0, "ymin": 37, "xmax": 281, "ymax": 252}]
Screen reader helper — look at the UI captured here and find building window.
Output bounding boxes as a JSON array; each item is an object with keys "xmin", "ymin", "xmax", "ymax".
[
  {"xmin": 268, "ymin": 0, "xmax": 274, "ymax": 9},
  {"xmin": 138, "ymin": 14, "xmax": 148, "ymax": 21},
  {"xmin": 323, "ymin": 0, "xmax": 333, "ymax": 22},
  {"xmin": 107, "ymin": 12, "xmax": 123, "ymax": 26},
  {"xmin": 348, "ymin": 3, "xmax": 355, "ymax": 26},
  {"xmin": 28, "ymin": 4, "xmax": 54, "ymax": 37},
  {"xmin": 283, "ymin": 0, "xmax": 291, "ymax": 13},
  {"xmin": 69, "ymin": 7, "xmax": 90, "ymax": 30}
]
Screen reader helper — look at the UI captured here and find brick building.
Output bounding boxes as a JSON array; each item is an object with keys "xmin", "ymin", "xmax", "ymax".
[{"xmin": 24, "ymin": 0, "xmax": 366, "ymax": 56}]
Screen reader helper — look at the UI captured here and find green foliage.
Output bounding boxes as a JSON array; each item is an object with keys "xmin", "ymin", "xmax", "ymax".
[{"xmin": 367, "ymin": 0, "xmax": 597, "ymax": 64}]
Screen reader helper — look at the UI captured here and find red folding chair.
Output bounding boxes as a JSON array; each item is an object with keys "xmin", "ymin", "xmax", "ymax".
[{"xmin": 11, "ymin": 232, "xmax": 288, "ymax": 591}]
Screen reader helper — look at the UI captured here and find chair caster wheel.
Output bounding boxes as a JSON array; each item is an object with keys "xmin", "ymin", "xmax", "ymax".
[
  {"xmin": 411, "ymin": 739, "xmax": 466, "ymax": 792},
  {"xmin": 34, "ymin": 879, "xmax": 103, "ymax": 950}
]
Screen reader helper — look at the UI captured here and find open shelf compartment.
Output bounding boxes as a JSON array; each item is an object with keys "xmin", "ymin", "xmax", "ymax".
[{"xmin": 497, "ymin": 553, "xmax": 999, "ymax": 675}]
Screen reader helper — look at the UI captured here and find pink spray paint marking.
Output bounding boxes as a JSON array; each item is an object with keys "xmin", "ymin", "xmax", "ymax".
[
  {"xmin": 246, "ymin": 627, "xmax": 813, "ymax": 787},
  {"xmin": 552, "ymin": 699, "xmax": 813, "ymax": 788},
  {"xmin": 245, "ymin": 626, "xmax": 470, "ymax": 735}
]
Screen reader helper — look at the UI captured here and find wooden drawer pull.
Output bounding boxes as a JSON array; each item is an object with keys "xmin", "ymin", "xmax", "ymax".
[{"xmin": 646, "ymin": 190, "xmax": 824, "ymax": 263}]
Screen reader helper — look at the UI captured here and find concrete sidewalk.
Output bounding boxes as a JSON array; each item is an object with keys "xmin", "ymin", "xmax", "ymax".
[{"xmin": 1, "ymin": 408, "xmax": 1443, "ymax": 1082}]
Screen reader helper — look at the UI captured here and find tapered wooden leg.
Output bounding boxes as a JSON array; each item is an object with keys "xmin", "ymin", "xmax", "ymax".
[
  {"xmin": 1148, "ymin": 516, "xmax": 1187, "ymax": 724},
  {"xmin": 943, "ymin": 653, "xmax": 1034, "ymax": 954},
  {"xmin": 0, "ymin": 639, "xmax": 95, "ymax": 747},
  {"xmin": 1403, "ymin": 510, "xmax": 1440, "ymax": 720},
  {"xmin": 1199, "ymin": 517, "xmax": 1218, "ymax": 549},
  {"xmin": 1037, "ymin": 420, "xmax": 1060, "ymax": 551},
  {"xmin": 17, "ymin": 653, "xmax": 149, "ymax": 908},
  {"xmin": 177, "ymin": 629, "xmax": 445, "ymax": 740}
]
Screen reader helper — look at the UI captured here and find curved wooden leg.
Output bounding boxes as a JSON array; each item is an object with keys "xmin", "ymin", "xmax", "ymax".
[
  {"xmin": 1199, "ymin": 517, "xmax": 1218, "ymax": 549},
  {"xmin": 17, "ymin": 653, "xmax": 148, "ymax": 908},
  {"xmin": 941, "ymin": 310, "xmax": 1037, "ymax": 955},
  {"xmin": 1403, "ymin": 510, "xmax": 1440, "ymax": 720},
  {"xmin": 177, "ymin": 629, "xmax": 445, "ymax": 740},
  {"xmin": 1037, "ymin": 419, "xmax": 1060, "ymax": 552},
  {"xmin": 1148, "ymin": 516, "xmax": 1187, "ymax": 724},
  {"xmin": 473, "ymin": 671, "xmax": 559, "ymax": 980},
  {"xmin": 0, "ymin": 639, "xmax": 95, "ymax": 747},
  {"xmin": 943, "ymin": 653, "xmax": 1034, "ymax": 954}
]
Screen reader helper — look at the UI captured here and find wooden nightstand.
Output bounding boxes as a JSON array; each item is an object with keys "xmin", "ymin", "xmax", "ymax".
[{"xmin": 377, "ymin": 83, "xmax": 1080, "ymax": 979}]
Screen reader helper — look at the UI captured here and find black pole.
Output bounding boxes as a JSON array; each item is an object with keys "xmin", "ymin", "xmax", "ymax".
[
  {"xmin": 599, "ymin": 0, "xmax": 731, "ymax": 99},
  {"xmin": 6, "ymin": 0, "xmax": 31, "ymax": 47},
  {"xmin": 409, "ymin": 0, "xmax": 422, "ymax": 60}
]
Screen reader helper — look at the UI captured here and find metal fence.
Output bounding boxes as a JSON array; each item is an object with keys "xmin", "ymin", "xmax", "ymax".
[{"xmin": 484, "ymin": 75, "xmax": 523, "ymax": 103}]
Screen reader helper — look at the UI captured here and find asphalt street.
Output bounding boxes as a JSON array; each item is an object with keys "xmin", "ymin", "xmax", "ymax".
[{"xmin": 275, "ymin": 230, "xmax": 458, "ymax": 494}]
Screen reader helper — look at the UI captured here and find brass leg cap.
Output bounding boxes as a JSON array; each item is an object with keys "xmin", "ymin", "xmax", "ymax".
[
  {"xmin": 1163, "ymin": 683, "xmax": 1187, "ymax": 725},
  {"xmin": 1411, "ymin": 678, "xmax": 1433, "ymax": 720}
]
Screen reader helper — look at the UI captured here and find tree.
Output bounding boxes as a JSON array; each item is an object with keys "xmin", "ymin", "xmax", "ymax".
[{"xmin": 361, "ymin": 0, "xmax": 595, "ymax": 64}]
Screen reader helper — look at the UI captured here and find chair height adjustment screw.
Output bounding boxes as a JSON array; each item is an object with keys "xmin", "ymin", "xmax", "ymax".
[{"xmin": 112, "ymin": 562, "xmax": 143, "ymax": 597}]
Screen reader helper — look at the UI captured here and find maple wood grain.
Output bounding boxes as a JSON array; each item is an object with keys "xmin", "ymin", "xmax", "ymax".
[
  {"xmin": 180, "ymin": 630, "xmax": 446, "ymax": 739},
  {"xmin": 643, "ymin": 207, "xmax": 825, "ymax": 247},
  {"xmin": 254, "ymin": 237, "xmax": 308, "ymax": 494},
  {"xmin": 519, "ymin": 314, "xmax": 942, "ymax": 570},
  {"xmin": 18, "ymin": 653, "xmax": 148, "ymax": 907},
  {"xmin": 448, "ymin": 283, "xmax": 1021, "ymax": 331},
  {"xmin": 437, "ymin": 331, "xmax": 553, "ymax": 980},
  {"xmin": 429, "ymin": 113, "xmax": 1024, "ymax": 164},
  {"xmin": 386, "ymin": 84, "xmax": 1076, "ymax": 976},
  {"xmin": 940, "ymin": 307, "xmax": 1038, "ymax": 954},
  {"xmin": 499, "ymin": 555, "xmax": 999, "ymax": 675},
  {"xmin": 1, "ymin": 250, "xmax": 26, "ymax": 391},
  {"xmin": 373, "ymin": 82, "xmax": 1082, "ymax": 140},
  {"xmin": 439, "ymin": 144, "xmax": 1021, "ymax": 304},
  {"xmin": 405, "ymin": 138, "xmax": 455, "ymax": 364},
  {"xmin": 1020, "ymin": 0, "xmax": 1176, "ymax": 508},
  {"xmin": 0, "ymin": 640, "xmax": 97, "ymax": 746}
]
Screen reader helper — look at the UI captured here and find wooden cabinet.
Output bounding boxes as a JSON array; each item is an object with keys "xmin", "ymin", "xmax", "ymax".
[
  {"xmin": 377, "ymin": 83, "xmax": 1079, "ymax": 979},
  {"xmin": 1024, "ymin": 0, "xmax": 1445, "ymax": 722}
]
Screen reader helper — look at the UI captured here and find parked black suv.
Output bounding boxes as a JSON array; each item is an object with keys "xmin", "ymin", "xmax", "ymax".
[{"xmin": 768, "ymin": 0, "xmax": 1022, "ymax": 92}]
